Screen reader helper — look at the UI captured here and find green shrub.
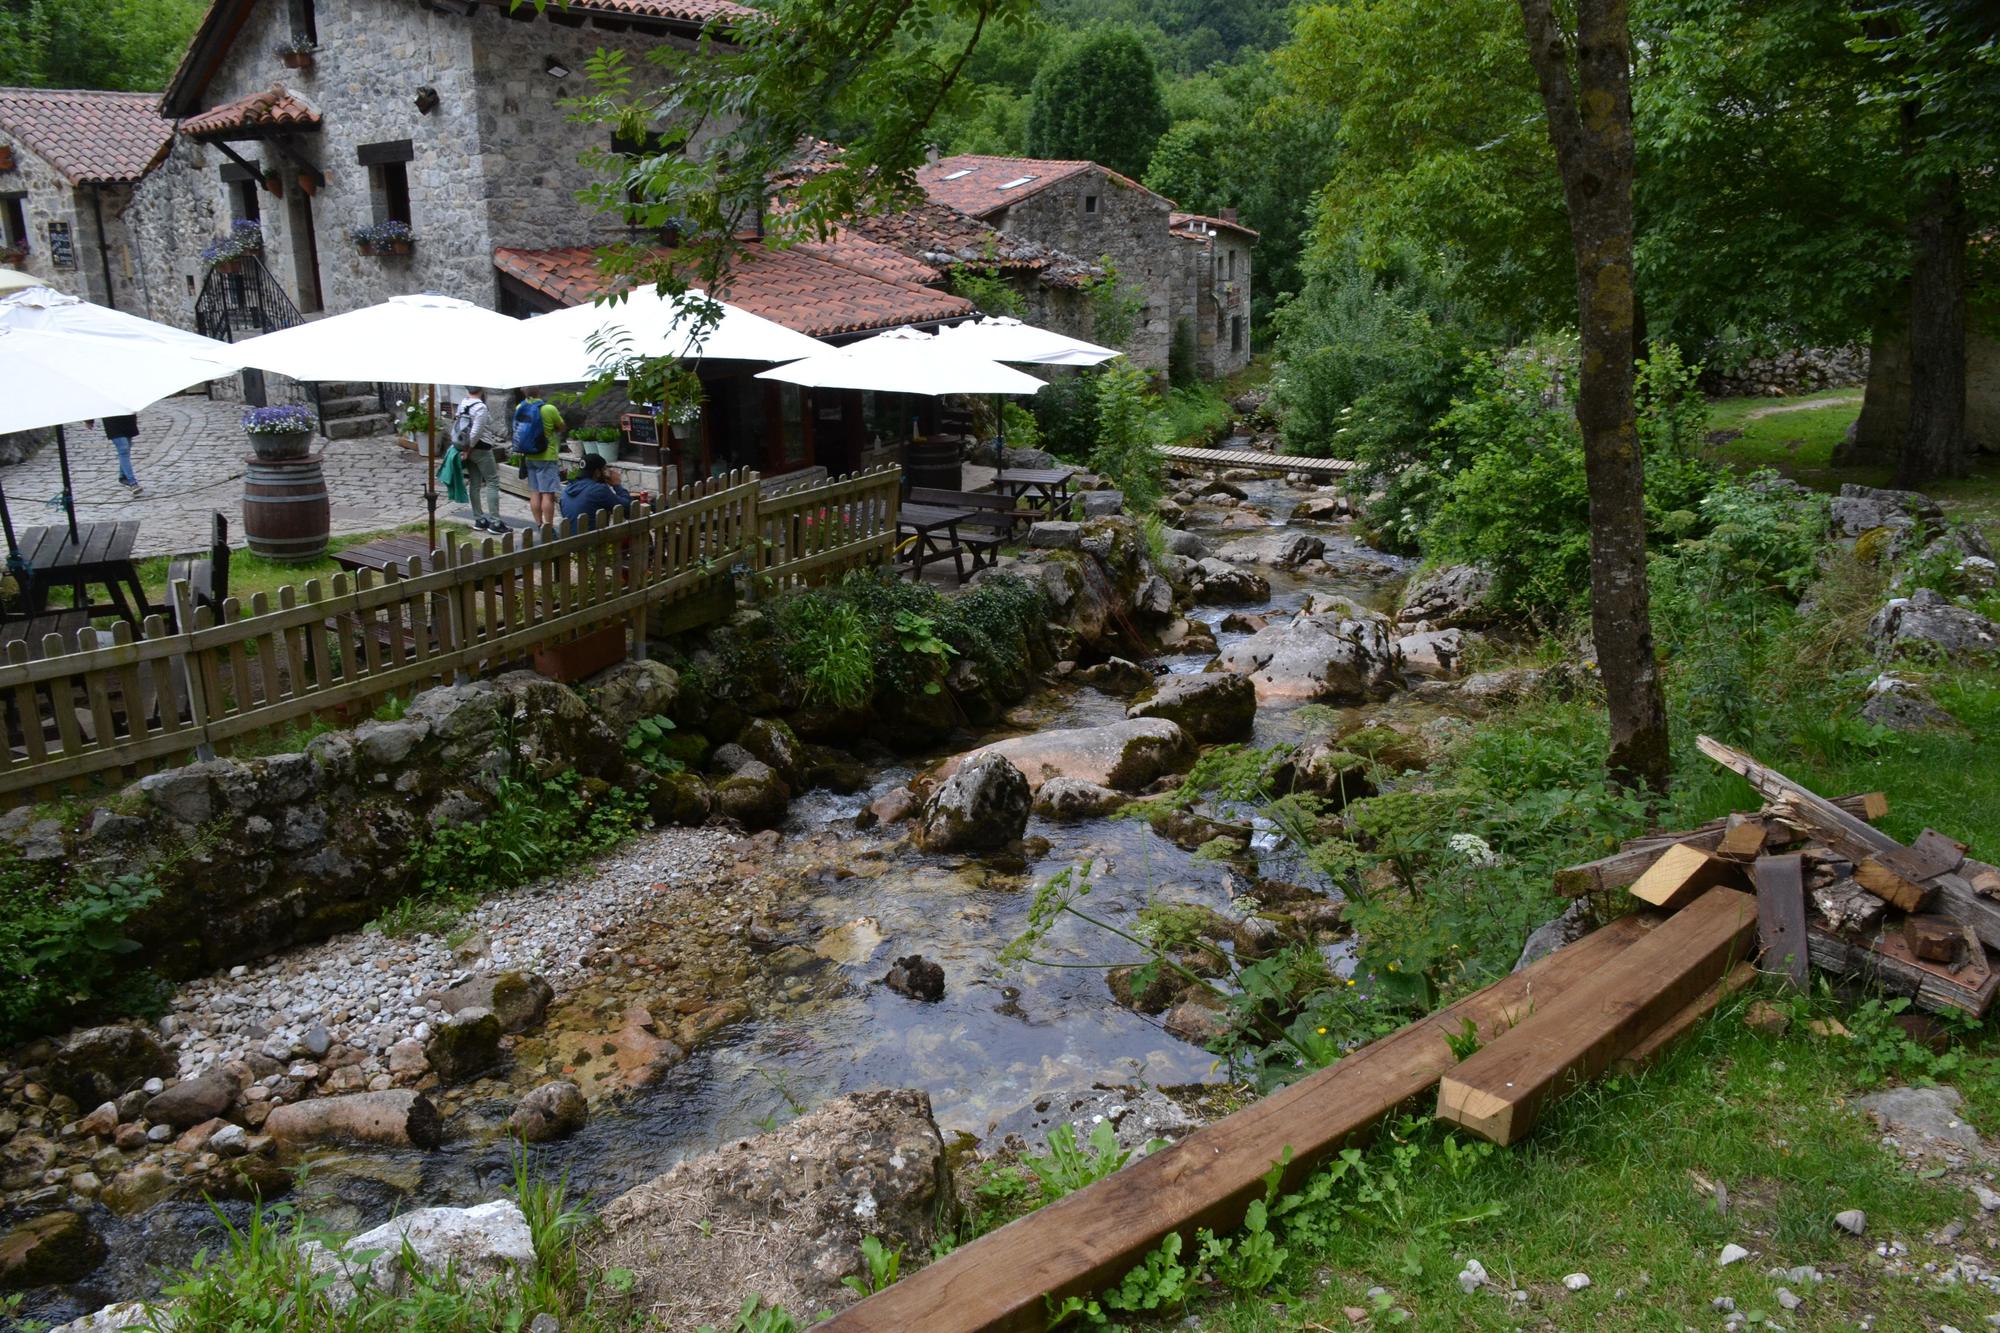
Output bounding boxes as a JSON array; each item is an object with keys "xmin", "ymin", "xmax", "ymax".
[
  {"xmin": 1032, "ymin": 373, "xmax": 1102, "ymax": 462},
  {"xmin": 771, "ymin": 593, "xmax": 876, "ymax": 711},
  {"xmin": 947, "ymin": 265, "xmax": 1025, "ymax": 318},
  {"xmin": 0, "ymin": 861, "xmax": 163, "ymax": 1044},
  {"xmin": 1088, "ymin": 359, "xmax": 1165, "ymax": 511}
]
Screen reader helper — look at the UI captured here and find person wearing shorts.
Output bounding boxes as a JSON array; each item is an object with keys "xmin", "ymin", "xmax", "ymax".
[{"xmin": 517, "ymin": 391, "xmax": 566, "ymax": 527}]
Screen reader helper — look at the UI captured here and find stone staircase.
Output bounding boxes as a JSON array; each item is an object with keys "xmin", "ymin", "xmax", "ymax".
[{"xmin": 314, "ymin": 382, "xmax": 393, "ymax": 440}]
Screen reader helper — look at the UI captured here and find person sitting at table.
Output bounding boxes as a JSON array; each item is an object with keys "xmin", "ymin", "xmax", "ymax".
[{"xmin": 559, "ymin": 453, "xmax": 634, "ymax": 527}]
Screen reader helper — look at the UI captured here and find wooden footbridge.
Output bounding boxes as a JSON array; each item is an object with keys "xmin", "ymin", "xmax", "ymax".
[{"xmin": 1160, "ymin": 445, "xmax": 1355, "ymax": 477}]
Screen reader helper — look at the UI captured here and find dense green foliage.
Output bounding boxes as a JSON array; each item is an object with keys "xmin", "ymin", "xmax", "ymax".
[
  {"xmin": 1026, "ymin": 28, "xmax": 1169, "ymax": 180},
  {"xmin": 1085, "ymin": 359, "xmax": 1165, "ymax": 511},
  {"xmin": 0, "ymin": 0, "xmax": 204, "ymax": 91},
  {"xmin": 0, "ymin": 857, "xmax": 163, "ymax": 1044}
]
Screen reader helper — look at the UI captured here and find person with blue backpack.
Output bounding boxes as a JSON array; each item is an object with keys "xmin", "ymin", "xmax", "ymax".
[{"xmin": 510, "ymin": 388, "xmax": 567, "ymax": 527}]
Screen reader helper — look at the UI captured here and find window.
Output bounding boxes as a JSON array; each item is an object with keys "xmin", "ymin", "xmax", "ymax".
[
  {"xmin": 287, "ymin": 0, "xmax": 316, "ymax": 45},
  {"xmin": 941, "ymin": 168, "xmax": 974, "ymax": 181},
  {"xmin": 1083, "ymin": 194, "xmax": 1098, "ymax": 214},
  {"xmin": 1231, "ymin": 315, "xmax": 1244, "ymax": 353},
  {"xmin": 1227, "ymin": 249, "xmax": 1236, "ymax": 280},
  {"xmin": 359, "ymin": 142, "xmax": 415, "ymax": 228},
  {"xmin": 998, "ymin": 175, "xmax": 1036, "ymax": 190},
  {"xmin": 2, "ymin": 194, "xmax": 28, "ymax": 250},
  {"xmin": 236, "ymin": 177, "xmax": 262, "ymax": 223}
]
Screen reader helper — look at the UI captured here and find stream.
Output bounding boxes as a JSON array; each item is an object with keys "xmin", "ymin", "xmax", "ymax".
[{"xmin": 26, "ymin": 475, "xmax": 1418, "ymax": 1325}]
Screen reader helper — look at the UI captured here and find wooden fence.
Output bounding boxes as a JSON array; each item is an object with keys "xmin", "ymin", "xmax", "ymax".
[{"xmin": 0, "ymin": 465, "xmax": 900, "ymax": 802}]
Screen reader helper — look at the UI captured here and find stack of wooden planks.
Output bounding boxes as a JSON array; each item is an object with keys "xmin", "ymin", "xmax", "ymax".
[{"xmin": 1432, "ymin": 736, "xmax": 1997, "ymax": 1148}]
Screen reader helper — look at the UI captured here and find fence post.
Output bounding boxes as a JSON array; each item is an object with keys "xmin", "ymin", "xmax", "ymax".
[
  {"xmin": 443, "ymin": 531, "xmax": 472, "ymax": 686},
  {"xmin": 169, "ymin": 579, "xmax": 218, "ymax": 762}
]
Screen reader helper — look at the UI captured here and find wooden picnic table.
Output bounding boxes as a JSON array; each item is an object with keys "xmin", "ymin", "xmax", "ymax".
[
  {"xmin": 10, "ymin": 520, "xmax": 154, "ymax": 628},
  {"xmin": 991, "ymin": 466, "xmax": 1078, "ymax": 519},
  {"xmin": 898, "ymin": 502, "xmax": 985, "ymax": 585},
  {"xmin": 332, "ymin": 533, "xmax": 437, "ymax": 574}
]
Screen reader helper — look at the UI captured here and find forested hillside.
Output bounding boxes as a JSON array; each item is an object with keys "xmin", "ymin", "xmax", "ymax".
[{"xmin": 0, "ymin": 0, "xmax": 205, "ymax": 92}]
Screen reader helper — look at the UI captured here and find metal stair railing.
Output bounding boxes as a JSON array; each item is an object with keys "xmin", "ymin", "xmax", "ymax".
[{"xmin": 192, "ymin": 255, "xmax": 325, "ymax": 434}]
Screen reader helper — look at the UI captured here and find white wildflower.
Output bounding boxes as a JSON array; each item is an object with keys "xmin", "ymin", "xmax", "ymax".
[{"xmin": 1447, "ymin": 832, "xmax": 1498, "ymax": 867}]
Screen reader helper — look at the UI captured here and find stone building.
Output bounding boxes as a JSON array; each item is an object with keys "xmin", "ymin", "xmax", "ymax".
[
  {"xmin": 0, "ymin": 89, "xmax": 171, "ymax": 310},
  {"xmin": 1170, "ymin": 211, "xmax": 1256, "ymax": 380},
  {"xmin": 914, "ymin": 152, "xmax": 1255, "ymax": 376}
]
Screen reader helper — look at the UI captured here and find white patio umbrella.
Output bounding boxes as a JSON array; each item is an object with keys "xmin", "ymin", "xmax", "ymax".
[
  {"xmin": 932, "ymin": 315, "xmax": 1120, "ymax": 367},
  {"xmin": 754, "ymin": 327, "xmax": 1047, "ymax": 395},
  {"xmin": 0, "ymin": 268, "xmax": 42, "ymax": 296},
  {"xmin": 230, "ymin": 293, "xmax": 550, "ymax": 548},
  {"xmin": 0, "ymin": 299, "xmax": 241, "ymax": 556},
  {"xmin": 523, "ymin": 287, "xmax": 831, "ymax": 381}
]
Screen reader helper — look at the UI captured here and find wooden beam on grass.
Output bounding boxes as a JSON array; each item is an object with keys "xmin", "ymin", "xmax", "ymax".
[
  {"xmin": 1437, "ymin": 887, "xmax": 1757, "ymax": 1146},
  {"xmin": 1613, "ymin": 961, "xmax": 1757, "ymax": 1074},
  {"xmin": 1630, "ymin": 843, "xmax": 1742, "ymax": 910},
  {"xmin": 1752, "ymin": 854, "xmax": 1810, "ymax": 991},
  {"xmin": 815, "ymin": 914, "xmax": 1661, "ymax": 1333}
]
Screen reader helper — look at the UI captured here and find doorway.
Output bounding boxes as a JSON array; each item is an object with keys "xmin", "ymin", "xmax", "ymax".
[{"xmin": 286, "ymin": 184, "xmax": 324, "ymax": 313}]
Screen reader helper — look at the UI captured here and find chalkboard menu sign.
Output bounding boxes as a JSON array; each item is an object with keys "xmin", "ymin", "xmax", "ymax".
[
  {"xmin": 620, "ymin": 412, "xmax": 660, "ymax": 445},
  {"xmin": 45, "ymin": 221, "xmax": 74, "ymax": 269}
]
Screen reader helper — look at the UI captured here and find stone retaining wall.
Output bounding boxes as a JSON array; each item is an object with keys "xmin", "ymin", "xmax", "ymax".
[{"xmin": 1700, "ymin": 346, "xmax": 1868, "ymax": 398}]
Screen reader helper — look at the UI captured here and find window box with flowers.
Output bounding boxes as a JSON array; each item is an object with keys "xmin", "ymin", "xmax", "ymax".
[
  {"xmin": 200, "ymin": 218, "xmax": 262, "ymax": 273},
  {"xmin": 275, "ymin": 34, "xmax": 317, "ymax": 69},
  {"xmin": 353, "ymin": 220, "xmax": 414, "ymax": 257},
  {"xmin": 241, "ymin": 404, "xmax": 319, "ymax": 460}
]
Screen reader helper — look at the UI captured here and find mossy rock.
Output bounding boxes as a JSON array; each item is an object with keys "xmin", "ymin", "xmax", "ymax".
[
  {"xmin": 0, "ymin": 1212, "xmax": 104, "ymax": 1288},
  {"xmin": 647, "ymin": 771, "xmax": 713, "ymax": 826},
  {"xmin": 1107, "ymin": 964, "xmax": 1180, "ymax": 1015},
  {"xmin": 653, "ymin": 731, "xmax": 712, "ymax": 771},
  {"xmin": 424, "ymin": 1009, "xmax": 506, "ymax": 1085}
]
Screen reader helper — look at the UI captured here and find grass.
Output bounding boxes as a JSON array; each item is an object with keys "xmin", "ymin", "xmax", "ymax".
[{"xmin": 126, "ymin": 520, "xmax": 453, "ymax": 613}]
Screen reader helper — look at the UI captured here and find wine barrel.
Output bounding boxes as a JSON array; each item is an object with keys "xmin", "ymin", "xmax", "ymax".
[
  {"xmin": 241, "ymin": 452, "xmax": 331, "ymax": 562},
  {"xmin": 906, "ymin": 435, "xmax": 964, "ymax": 491}
]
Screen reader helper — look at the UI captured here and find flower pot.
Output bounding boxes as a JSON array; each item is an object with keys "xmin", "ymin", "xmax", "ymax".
[
  {"xmin": 583, "ymin": 439, "xmax": 620, "ymax": 465},
  {"xmin": 246, "ymin": 428, "xmax": 313, "ymax": 461},
  {"xmin": 280, "ymin": 50, "xmax": 314, "ymax": 69},
  {"xmin": 532, "ymin": 623, "xmax": 627, "ymax": 683}
]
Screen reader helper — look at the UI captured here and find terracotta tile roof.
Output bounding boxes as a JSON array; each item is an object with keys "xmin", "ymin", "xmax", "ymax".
[
  {"xmin": 796, "ymin": 229, "xmax": 945, "ymax": 287},
  {"xmin": 1171, "ymin": 211, "xmax": 1260, "ymax": 240},
  {"xmin": 0, "ymin": 88, "xmax": 171, "ymax": 184},
  {"xmin": 493, "ymin": 243, "xmax": 975, "ymax": 339},
  {"xmin": 915, "ymin": 154, "xmax": 1159, "ymax": 217},
  {"xmin": 180, "ymin": 86, "xmax": 320, "ymax": 139}
]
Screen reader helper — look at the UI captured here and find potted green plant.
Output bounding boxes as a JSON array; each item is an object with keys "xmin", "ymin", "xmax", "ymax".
[
  {"xmin": 394, "ymin": 397, "xmax": 431, "ymax": 449},
  {"xmin": 353, "ymin": 219, "xmax": 415, "ymax": 257},
  {"xmin": 242, "ymin": 404, "xmax": 318, "ymax": 460},
  {"xmin": 276, "ymin": 33, "xmax": 317, "ymax": 69}
]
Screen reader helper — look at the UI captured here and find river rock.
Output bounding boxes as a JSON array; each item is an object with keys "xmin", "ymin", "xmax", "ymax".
[
  {"xmin": 713, "ymin": 759, "xmax": 792, "ymax": 829},
  {"xmin": 1396, "ymin": 628, "xmax": 1469, "ymax": 680},
  {"xmin": 586, "ymin": 659, "xmax": 681, "ymax": 734},
  {"xmin": 265, "ymin": 1090, "xmax": 443, "ymax": 1150},
  {"xmin": 1127, "ymin": 672, "xmax": 1255, "ymax": 742},
  {"xmin": 425, "ymin": 1007, "xmax": 505, "ymax": 1084},
  {"xmin": 1291, "ymin": 494, "xmax": 1346, "ymax": 522},
  {"xmin": 866, "ymin": 786, "xmax": 918, "ymax": 827},
  {"xmin": 919, "ymin": 751, "xmax": 1031, "ymax": 852},
  {"xmin": 1162, "ymin": 528, "xmax": 1206, "ymax": 558},
  {"xmin": 48, "ymin": 1027, "xmax": 174, "ymax": 1108},
  {"xmin": 303, "ymin": 1199, "xmax": 535, "ymax": 1294},
  {"xmin": 75, "ymin": 1102, "xmax": 119, "ymax": 1138},
  {"xmin": 592, "ymin": 1089, "xmax": 955, "ymax": 1327},
  {"xmin": 142, "ymin": 1073, "xmax": 235, "ymax": 1130},
  {"xmin": 1218, "ymin": 613, "xmax": 1403, "ymax": 703},
  {"xmin": 1288, "ymin": 739, "xmax": 1375, "ymax": 807},
  {"xmin": 1867, "ymin": 589, "xmax": 2000, "ymax": 663},
  {"xmin": 945, "ymin": 719, "xmax": 1195, "ymax": 793},
  {"xmin": 738, "ymin": 718, "xmax": 805, "ymax": 784},
  {"xmin": 1163, "ymin": 997, "xmax": 1232, "ymax": 1046},
  {"xmin": 1032, "ymin": 777, "xmax": 1130, "ymax": 821},
  {"xmin": 1132, "ymin": 573, "xmax": 1175, "ymax": 621},
  {"xmin": 1218, "ymin": 532, "xmax": 1326, "ymax": 570},
  {"xmin": 0, "ymin": 1211, "xmax": 105, "ymax": 1287},
  {"xmin": 100, "ymin": 1164, "xmax": 172, "ymax": 1216},
  {"xmin": 883, "ymin": 954, "xmax": 946, "ymax": 1002},
  {"xmin": 1190, "ymin": 558, "xmax": 1270, "ymax": 605},
  {"xmin": 1076, "ymin": 657, "xmax": 1154, "ymax": 695},
  {"xmin": 1157, "ymin": 616, "xmax": 1218, "ymax": 655},
  {"xmin": 1396, "ymin": 564, "xmax": 1496, "ymax": 630},
  {"xmin": 434, "ymin": 971, "xmax": 554, "ymax": 1034},
  {"xmin": 47, "ymin": 1302, "xmax": 156, "ymax": 1332},
  {"xmin": 508, "ymin": 1081, "xmax": 588, "ymax": 1143},
  {"xmin": 647, "ymin": 770, "xmax": 713, "ymax": 825}
]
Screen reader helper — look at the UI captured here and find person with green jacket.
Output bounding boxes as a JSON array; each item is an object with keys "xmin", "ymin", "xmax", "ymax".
[{"xmin": 511, "ymin": 389, "xmax": 567, "ymax": 527}]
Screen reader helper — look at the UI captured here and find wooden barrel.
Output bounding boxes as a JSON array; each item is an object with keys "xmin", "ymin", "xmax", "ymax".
[
  {"xmin": 906, "ymin": 435, "xmax": 963, "ymax": 491},
  {"xmin": 241, "ymin": 452, "xmax": 331, "ymax": 562}
]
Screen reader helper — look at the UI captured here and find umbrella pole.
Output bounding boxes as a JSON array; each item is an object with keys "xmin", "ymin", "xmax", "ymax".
[
  {"xmin": 0, "ymin": 473, "xmax": 20, "ymax": 568},
  {"xmin": 55, "ymin": 423, "xmax": 78, "ymax": 543},
  {"xmin": 993, "ymin": 393, "xmax": 1005, "ymax": 468},
  {"xmin": 426, "ymin": 383, "xmax": 438, "ymax": 553}
]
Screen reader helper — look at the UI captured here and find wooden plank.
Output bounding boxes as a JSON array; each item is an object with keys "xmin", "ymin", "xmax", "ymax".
[
  {"xmin": 1438, "ymin": 887, "xmax": 1757, "ymax": 1145},
  {"xmin": 1631, "ymin": 843, "xmax": 1740, "ymax": 909},
  {"xmin": 1613, "ymin": 961, "xmax": 1758, "ymax": 1074},
  {"xmin": 1854, "ymin": 856, "xmax": 1938, "ymax": 913},
  {"xmin": 1752, "ymin": 854, "xmax": 1810, "ymax": 991},
  {"xmin": 817, "ymin": 914, "xmax": 1659, "ymax": 1333},
  {"xmin": 1904, "ymin": 914, "xmax": 1965, "ymax": 964},
  {"xmin": 1695, "ymin": 735, "xmax": 2000, "ymax": 951},
  {"xmin": 1717, "ymin": 817, "xmax": 1769, "ymax": 860},
  {"xmin": 1807, "ymin": 927, "xmax": 2000, "ymax": 1016},
  {"xmin": 1554, "ymin": 793, "xmax": 1886, "ymax": 897}
]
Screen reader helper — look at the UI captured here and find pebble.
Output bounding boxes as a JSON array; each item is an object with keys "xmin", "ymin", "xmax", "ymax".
[
  {"xmin": 1836, "ymin": 1209, "xmax": 1867, "ymax": 1236},
  {"xmin": 1562, "ymin": 1273, "xmax": 1591, "ymax": 1292},
  {"xmin": 1776, "ymin": 1287, "xmax": 1801, "ymax": 1311},
  {"xmin": 1456, "ymin": 1260, "xmax": 1488, "ymax": 1294},
  {"xmin": 1714, "ymin": 1296, "xmax": 1736, "ymax": 1312},
  {"xmin": 1974, "ymin": 1184, "xmax": 2000, "ymax": 1212},
  {"xmin": 1718, "ymin": 1243, "xmax": 1750, "ymax": 1267}
]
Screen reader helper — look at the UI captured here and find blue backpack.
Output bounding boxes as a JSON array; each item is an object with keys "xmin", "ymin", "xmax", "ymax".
[{"xmin": 511, "ymin": 399, "xmax": 547, "ymax": 453}]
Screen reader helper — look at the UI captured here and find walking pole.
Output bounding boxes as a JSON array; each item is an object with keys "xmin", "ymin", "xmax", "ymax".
[{"xmin": 425, "ymin": 383, "xmax": 439, "ymax": 553}]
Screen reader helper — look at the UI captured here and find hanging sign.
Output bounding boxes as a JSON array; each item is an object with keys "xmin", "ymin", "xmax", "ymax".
[{"xmin": 45, "ymin": 221, "xmax": 75, "ymax": 269}]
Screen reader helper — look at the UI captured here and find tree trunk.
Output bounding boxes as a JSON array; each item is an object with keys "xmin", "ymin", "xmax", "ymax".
[
  {"xmin": 1516, "ymin": 0, "xmax": 1670, "ymax": 792},
  {"xmin": 1895, "ymin": 105, "xmax": 1968, "ymax": 487}
]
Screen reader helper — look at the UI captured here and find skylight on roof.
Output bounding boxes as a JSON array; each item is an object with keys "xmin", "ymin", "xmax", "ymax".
[
  {"xmin": 998, "ymin": 175, "xmax": 1037, "ymax": 190},
  {"xmin": 941, "ymin": 168, "xmax": 974, "ymax": 180}
]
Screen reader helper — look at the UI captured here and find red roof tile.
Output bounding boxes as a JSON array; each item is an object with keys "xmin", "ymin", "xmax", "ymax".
[
  {"xmin": 796, "ymin": 229, "xmax": 946, "ymax": 287},
  {"xmin": 180, "ymin": 86, "xmax": 320, "ymax": 139},
  {"xmin": 566, "ymin": 0, "xmax": 753, "ymax": 24},
  {"xmin": 493, "ymin": 243, "xmax": 975, "ymax": 339},
  {"xmin": 1171, "ymin": 211, "xmax": 1260, "ymax": 240},
  {"xmin": 0, "ymin": 88, "xmax": 171, "ymax": 184},
  {"xmin": 915, "ymin": 154, "xmax": 1159, "ymax": 217}
]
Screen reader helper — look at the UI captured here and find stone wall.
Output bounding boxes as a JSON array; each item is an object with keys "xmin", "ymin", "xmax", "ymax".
[
  {"xmin": 987, "ymin": 170, "xmax": 1177, "ymax": 371},
  {"xmin": 1701, "ymin": 345, "xmax": 1869, "ymax": 399},
  {"xmin": 1172, "ymin": 227, "xmax": 1253, "ymax": 380},
  {"xmin": 0, "ymin": 136, "xmax": 142, "ymax": 310},
  {"xmin": 125, "ymin": 136, "xmax": 228, "ymax": 330},
  {"xmin": 1844, "ymin": 329, "xmax": 2000, "ymax": 464}
]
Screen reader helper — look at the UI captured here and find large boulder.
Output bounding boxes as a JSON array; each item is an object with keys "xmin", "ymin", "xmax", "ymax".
[
  {"xmin": 1161, "ymin": 528, "xmax": 1207, "ymax": 558},
  {"xmin": 1396, "ymin": 628, "xmax": 1469, "ymax": 681},
  {"xmin": 738, "ymin": 718, "xmax": 805, "ymax": 784},
  {"xmin": 1859, "ymin": 674, "xmax": 1960, "ymax": 732},
  {"xmin": 1395, "ymin": 564, "xmax": 1496, "ymax": 630},
  {"xmin": 918, "ymin": 751, "xmax": 1031, "ymax": 852},
  {"xmin": 713, "ymin": 759, "xmax": 792, "ymax": 829},
  {"xmin": 1031, "ymin": 777, "xmax": 1131, "ymax": 821},
  {"xmin": 1830, "ymin": 483, "xmax": 1942, "ymax": 539},
  {"xmin": 592, "ymin": 1089, "xmax": 955, "ymax": 1329},
  {"xmin": 1217, "ymin": 613, "xmax": 1403, "ymax": 703},
  {"xmin": 1217, "ymin": 532, "xmax": 1326, "ymax": 571},
  {"xmin": 1867, "ymin": 588, "xmax": 2000, "ymax": 663},
  {"xmin": 0, "ymin": 1212, "xmax": 105, "ymax": 1288},
  {"xmin": 424, "ymin": 1007, "xmax": 506, "ymax": 1084},
  {"xmin": 1127, "ymin": 672, "xmax": 1256, "ymax": 742},
  {"xmin": 433, "ymin": 970, "xmax": 553, "ymax": 1034},
  {"xmin": 265, "ymin": 1090, "xmax": 443, "ymax": 1150},
  {"xmin": 585, "ymin": 659, "xmax": 681, "ymax": 735},
  {"xmin": 507, "ymin": 1081, "xmax": 588, "ymax": 1143},
  {"xmin": 142, "ymin": 1073, "xmax": 235, "ymax": 1130},
  {"xmin": 48, "ymin": 1026, "xmax": 174, "ymax": 1108},
  {"xmin": 1190, "ymin": 559, "xmax": 1270, "ymax": 605},
  {"xmin": 943, "ymin": 719, "xmax": 1196, "ymax": 793},
  {"xmin": 302, "ymin": 1199, "xmax": 535, "ymax": 1295}
]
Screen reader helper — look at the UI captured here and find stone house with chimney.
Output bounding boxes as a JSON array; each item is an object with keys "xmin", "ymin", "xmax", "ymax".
[{"xmin": 0, "ymin": 89, "xmax": 172, "ymax": 310}]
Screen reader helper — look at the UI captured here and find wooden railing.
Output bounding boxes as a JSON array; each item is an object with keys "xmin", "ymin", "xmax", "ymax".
[{"xmin": 0, "ymin": 465, "xmax": 900, "ymax": 802}]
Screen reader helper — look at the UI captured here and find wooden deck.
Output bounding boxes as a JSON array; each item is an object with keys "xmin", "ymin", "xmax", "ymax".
[{"xmin": 1160, "ymin": 446, "xmax": 1355, "ymax": 477}]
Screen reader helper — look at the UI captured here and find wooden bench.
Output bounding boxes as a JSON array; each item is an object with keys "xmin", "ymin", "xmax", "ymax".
[{"xmin": 907, "ymin": 487, "xmax": 1039, "ymax": 539}]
